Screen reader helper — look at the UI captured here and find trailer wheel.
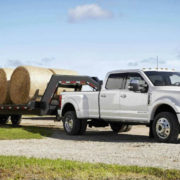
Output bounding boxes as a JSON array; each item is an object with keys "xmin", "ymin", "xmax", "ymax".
[
  {"xmin": 11, "ymin": 115, "xmax": 22, "ymax": 126},
  {"xmin": 0, "ymin": 115, "xmax": 9, "ymax": 125},
  {"xmin": 78, "ymin": 119, "xmax": 87, "ymax": 135},
  {"xmin": 110, "ymin": 123, "xmax": 132, "ymax": 133},
  {"xmin": 152, "ymin": 112, "xmax": 179, "ymax": 143},
  {"xmin": 63, "ymin": 111, "xmax": 81, "ymax": 135}
]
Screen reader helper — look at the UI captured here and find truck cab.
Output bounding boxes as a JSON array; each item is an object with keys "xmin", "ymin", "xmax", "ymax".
[
  {"xmin": 100, "ymin": 69, "xmax": 150, "ymax": 122},
  {"xmin": 59, "ymin": 69, "xmax": 180, "ymax": 143}
]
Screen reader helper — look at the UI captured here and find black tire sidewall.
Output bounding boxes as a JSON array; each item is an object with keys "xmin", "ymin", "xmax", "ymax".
[
  {"xmin": 11, "ymin": 115, "xmax": 22, "ymax": 126},
  {"xmin": 78, "ymin": 119, "xmax": 87, "ymax": 135},
  {"xmin": 152, "ymin": 112, "xmax": 179, "ymax": 143},
  {"xmin": 63, "ymin": 111, "xmax": 81, "ymax": 135},
  {"xmin": 110, "ymin": 123, "xmax": 124, "ymax": 133},
  {"xmin": 0, "ymin": 115, "xmax": 9, "ymax": 125}
]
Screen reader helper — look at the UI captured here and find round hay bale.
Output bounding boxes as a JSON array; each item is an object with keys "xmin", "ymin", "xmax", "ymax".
[
  {"xmin": 10, "ymin": 66, "xmax": 53, "ymax": 104},
  {"xmin": 0, "ymin": 68, "xmax": 14, "ymax": 104},
  {"xmin": 49, "ymin": 69, "xmax": 78, "ymax": 76},
  {"xmin": 49, "ymin": 68, "xmax": 78, "ymax": 94}
]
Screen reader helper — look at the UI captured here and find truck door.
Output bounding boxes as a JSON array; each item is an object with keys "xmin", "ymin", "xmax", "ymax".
[
  {"xmin": 100, "ymin": 73, "xmax": 126, "ymax": 119},
  {"xmin": 119, "ymin": 73, "xmax": 149, "ymax": 122}
]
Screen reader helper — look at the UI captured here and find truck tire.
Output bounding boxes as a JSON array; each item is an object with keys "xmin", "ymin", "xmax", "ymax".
[
  {"xmin": 110, "ymin": 123, "xmax": 131, "ymax": 133},
  {"xmin": 63, "ymin": 111, "xmax": 81, "ymax": 135},
  {"xmin": 149, "ymin": 121, "xmax": 154, "ymax": 139},
  {"xmin": 152, "ymin": 112, "xmax": 179, "ymax": 143},
  {"xmin": 78, "ymin": 119, "xmax": 87, "ymax": 135},
  {"xmin": 11, "ymin": 115, "xmax": 22, "ymax": 126},
  {"xmin": 0, "ymin": 115, "xmax": 9, "ymax": 125}
]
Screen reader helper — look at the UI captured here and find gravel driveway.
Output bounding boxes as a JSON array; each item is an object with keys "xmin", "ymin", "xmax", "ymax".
[{"xmin": 0, "ymin": 117, "xmax": 180, "ymax": 170}]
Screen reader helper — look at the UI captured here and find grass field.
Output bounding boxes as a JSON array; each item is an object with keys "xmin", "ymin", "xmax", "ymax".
[
  {"xmin": 0, "ymin": 125, "xmax": 53, "ymax": 140},
  {"xmin": 0, "ymin": 156, "xmax": 179, "ymax": 180}
]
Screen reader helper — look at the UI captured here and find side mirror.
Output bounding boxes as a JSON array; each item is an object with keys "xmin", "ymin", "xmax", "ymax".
[
  {"xmin": 128, "ymin": 79, "xmax": 140, "ymax": 92},
  {"xmin": 128, "ymin": 79, "xmax": 148, "ymax": 93}
]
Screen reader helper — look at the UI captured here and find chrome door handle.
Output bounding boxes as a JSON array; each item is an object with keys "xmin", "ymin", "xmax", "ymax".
[
  {"xmin": 120, "ymin": 94, "xmax": 127, "ymax": 98},
  {"xmin": 101, "ymin": 94, "xmax": 106, "ymax": 98}
]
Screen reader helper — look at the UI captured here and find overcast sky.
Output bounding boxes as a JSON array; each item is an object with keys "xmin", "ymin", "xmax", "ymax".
[{"xmin": 0, "ymin": 0, "xmax": 180, "ymax": 78}]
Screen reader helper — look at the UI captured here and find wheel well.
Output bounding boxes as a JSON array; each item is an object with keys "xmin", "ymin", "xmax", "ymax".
[
  {"xmin": 153, "ymin": 104, "xmax": 177, "ymax": 119},
  {"xmin": 62, "ymin": 103, "xmax": 75, "ymax": 116}
]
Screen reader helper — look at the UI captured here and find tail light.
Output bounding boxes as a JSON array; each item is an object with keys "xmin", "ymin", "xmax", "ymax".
[{"xmin": 59, "ymin": 95, "xmax": 62, "ymax": 108}]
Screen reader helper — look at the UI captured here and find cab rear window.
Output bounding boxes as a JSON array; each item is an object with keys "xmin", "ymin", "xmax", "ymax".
[{"xmin": 106, "ymin": 73, "xmax": 125, "ymax": 89}]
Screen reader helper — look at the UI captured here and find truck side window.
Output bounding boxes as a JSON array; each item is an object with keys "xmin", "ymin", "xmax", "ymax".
[
  {"xmin": 106, "ymin": 73, "xmax": 125, "ymax": 89},
  {"xmin": 125, "ymin": 73, "xmax": 146, "ymax": 90},
  {"xmin": 169, "ymin": 75, "xmax": 180, "ymax": 84}
]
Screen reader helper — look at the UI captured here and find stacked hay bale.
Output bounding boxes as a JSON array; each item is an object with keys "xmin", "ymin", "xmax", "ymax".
[
  {"xmin": 0, "ymin": 68, "xmax": 14, "ymax": 104},
  {"xmin": 10, "ymin": 66, "xmax": 53, "ymax": 104},
  {"xmin": 10, "ymin": 66, "xmax": 78, "ymax": 104}
]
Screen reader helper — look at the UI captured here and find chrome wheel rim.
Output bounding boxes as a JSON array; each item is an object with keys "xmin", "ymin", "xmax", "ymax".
[
  {"xmin": 64, "ymin": 115, "xmax": 73, "ymax": 132},
  {"xmin": 156, "ymin": 118, "xmax": 171, "ymax": 139}
]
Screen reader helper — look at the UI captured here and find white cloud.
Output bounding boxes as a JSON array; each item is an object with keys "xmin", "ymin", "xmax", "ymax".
[
  {"xmin": 68, "ymin": 4, "xmax": 113, "ymax": 22},
  {"xmin": 7, "ymin": 59, "xmax": 24, "ymax": 67},
  {"xmin": 141, "ymin": 57, "xmax": 166, "ymax": 65},
  {"xmin": 6, "ymin": 57, "xmax": 55, "ymax": 68},
  {"xmin": 128, "ymin": 62, "xmax": 138, "ymax": 67},
  {"xmin": 127, "ymin": 57, "xmax": 168, "ymax": 69}
]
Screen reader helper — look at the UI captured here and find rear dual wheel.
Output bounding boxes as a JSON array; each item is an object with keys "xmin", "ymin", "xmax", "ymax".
[{"xmin": 63, "ymin": 111, "xmax": 87, "ymax": 135}]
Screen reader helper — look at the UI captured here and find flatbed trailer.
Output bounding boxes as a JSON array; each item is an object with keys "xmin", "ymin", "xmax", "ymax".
[{"xmin": 0, "ymin": 75, "xmax": 101, "ymax": 125}]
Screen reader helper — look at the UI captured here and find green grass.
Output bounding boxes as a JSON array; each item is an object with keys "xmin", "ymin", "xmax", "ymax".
[
  {"xmin": 0, "ymin": 156, "xmax": 179, "ymax": 180},
  {"xmin": 0, "ymin": 125, "xmax": 53, "ymax": 140}
]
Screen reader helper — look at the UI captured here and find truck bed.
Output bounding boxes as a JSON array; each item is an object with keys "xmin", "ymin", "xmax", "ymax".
[{"xmin": 61, "ymin": 91, "xmax": 100, "ymax": 119}]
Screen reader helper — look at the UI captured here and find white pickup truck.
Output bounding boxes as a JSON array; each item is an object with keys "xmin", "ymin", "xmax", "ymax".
[{"xmin": 58, "ymin": 69, "xmax": 180, "ymax": 143}]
